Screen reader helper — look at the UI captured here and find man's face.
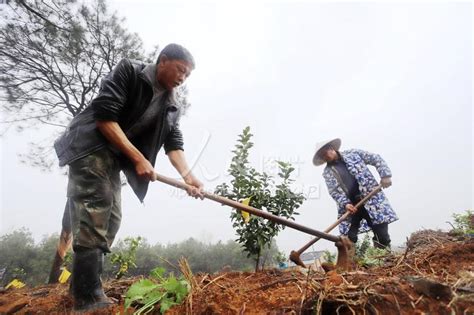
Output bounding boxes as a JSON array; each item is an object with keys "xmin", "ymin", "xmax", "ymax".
[
  {"xmin": 320, "ymin": 147, "xmax": 338, "ymax": 162},
  {"xmin": 156, "ymin": 56, "xmax": 193, "ymax": 91}
]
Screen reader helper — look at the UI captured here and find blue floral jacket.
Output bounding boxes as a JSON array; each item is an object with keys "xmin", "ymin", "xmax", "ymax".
[{"xmin": 322, "ymin": 149, "xmax": 398, "ymax": 235}]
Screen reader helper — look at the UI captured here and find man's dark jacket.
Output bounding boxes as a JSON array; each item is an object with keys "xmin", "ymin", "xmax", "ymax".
[{"xmin": 54, "ymin": 59, "xmax": 185, "ymax": 202}]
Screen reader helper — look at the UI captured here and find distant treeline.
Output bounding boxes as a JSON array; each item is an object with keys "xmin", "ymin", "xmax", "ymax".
[{"xmin": 0, "ymin": 228, "xmax": 281, "ymax": 287}]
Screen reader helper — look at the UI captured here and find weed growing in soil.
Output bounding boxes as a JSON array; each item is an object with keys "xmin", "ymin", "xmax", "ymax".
[
  {"xmin": 323, "ymin": 250, "xmax": 336, "ymax": 264},
  {"xmin": 450, "ymin": 210, "xmax": 474, "ymax": 236},
  {"xmin": 111, "ymin": 237, "xmax": 142, "ymax": 279},
  {"xmin": 124, "ymin": 266, "xmax": 190, "ymax": 314},
  {"xmin": 355, "ymin": 234, "xmax": 389, "ymax": 267}
]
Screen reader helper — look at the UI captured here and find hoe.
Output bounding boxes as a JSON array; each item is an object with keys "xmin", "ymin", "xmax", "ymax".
[
  {"xmin": 154, "ymin": 173, "xmax": 355, "ymax": 271},
  {"xmin": 289, "ymin": 185, "xmax": 383, "ymax": 268}
]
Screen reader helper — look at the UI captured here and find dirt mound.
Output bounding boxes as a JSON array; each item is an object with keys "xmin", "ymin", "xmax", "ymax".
[
  {"xmin": 384, "ymin": 229, "xmax": 474, "ymax": 276},
  {"xmin": 0, "ymin": 230, "xmax": 473, "ymax": 314}
]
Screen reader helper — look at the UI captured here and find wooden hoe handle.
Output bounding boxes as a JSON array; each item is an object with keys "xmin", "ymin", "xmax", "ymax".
[{"xmin": 155, "ymin": 173, "xmax": 341, "ymax": 243}]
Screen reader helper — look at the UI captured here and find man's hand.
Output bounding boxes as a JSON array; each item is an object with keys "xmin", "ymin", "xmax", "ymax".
[
  {"xmin": 135, "ymin": 158, "xmax": 157, "ymax": 182},
  {"xmin": 345, "ymin": 204, "xmax": 358, "ymax": 214},
  {"xmin": 381, "ymin": 177, "xmax": 392, "ymax": 188},
  {"xmin": 96, "ymin": 120, "xmax": 156, "ymax": 181},
  {"xmin": 166, "ymin": 150, "xmax": 204, "ymax": 199},
  {"xmin": 184, "ymin": 174, "xmax": 204, "ymax": 199}
]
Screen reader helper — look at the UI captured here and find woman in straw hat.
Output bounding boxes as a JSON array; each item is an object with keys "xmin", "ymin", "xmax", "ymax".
[{"xmin": 314, "ymin": 138, "xmax": 398, "ymax": 249}]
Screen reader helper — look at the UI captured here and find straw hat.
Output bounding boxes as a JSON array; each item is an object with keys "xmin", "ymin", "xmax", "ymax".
[{"xmin": 312, "ymin": 138, "xmax": 341, "ymax": 166}]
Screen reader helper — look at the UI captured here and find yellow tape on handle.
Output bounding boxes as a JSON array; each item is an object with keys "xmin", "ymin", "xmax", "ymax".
[
  {"xmin": 58, "ymin": 268, "xmax": 71, "ymax": 284},
  {"xmin": 240, "ymin": 197, "xmax": 252, "ymax": 223}
]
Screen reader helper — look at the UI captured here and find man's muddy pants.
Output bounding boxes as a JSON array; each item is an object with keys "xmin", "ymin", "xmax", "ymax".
[{"xmin": 66, "ymin": 148, "xmax": 122, "ymax": 253}]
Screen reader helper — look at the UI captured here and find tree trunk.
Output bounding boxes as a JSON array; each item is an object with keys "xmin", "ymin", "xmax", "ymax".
[{"xmin": 255, "ymin": 254, "xmax": 260, "ymax": 272}]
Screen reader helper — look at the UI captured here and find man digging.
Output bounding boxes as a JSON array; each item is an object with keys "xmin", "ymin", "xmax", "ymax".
[
  {"xmin": 54, "ymin": 44, "xmax": 203, "ymax": 311},
  {"xmin": 313, "ymin": 138, "xmax": 398, "ymax": 249}
]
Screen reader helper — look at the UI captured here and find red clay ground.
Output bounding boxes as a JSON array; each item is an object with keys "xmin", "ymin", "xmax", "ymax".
[{"xmin": 0, "ymin": 230, "xmax": 473, "ymax": 314}]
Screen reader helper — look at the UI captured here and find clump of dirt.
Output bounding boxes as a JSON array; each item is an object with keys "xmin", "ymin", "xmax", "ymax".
[{"xmin": 0, "ymin": 230, "xmax": 472, "ymax": 314}]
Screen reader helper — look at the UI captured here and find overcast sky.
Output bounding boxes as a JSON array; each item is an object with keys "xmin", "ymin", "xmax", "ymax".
[{"xmin": 0, "ymin": 1, "xmax": 472, "ymax": 256}]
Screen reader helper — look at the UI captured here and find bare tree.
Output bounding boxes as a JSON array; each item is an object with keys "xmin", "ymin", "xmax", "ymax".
[{"xmin": 0, "ymin": 0, "xmax": 157, "ymax": 170}]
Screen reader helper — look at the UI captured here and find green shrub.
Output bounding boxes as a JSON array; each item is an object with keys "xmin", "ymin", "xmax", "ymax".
[{"xmin": 215, "ymin": 127, "xmax": 305, "ymax": 271}]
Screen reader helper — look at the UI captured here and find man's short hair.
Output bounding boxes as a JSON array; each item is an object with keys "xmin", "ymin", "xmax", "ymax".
[{"xmin": 156, "ymin": 43, "xmax": 195, "ymax": 69}]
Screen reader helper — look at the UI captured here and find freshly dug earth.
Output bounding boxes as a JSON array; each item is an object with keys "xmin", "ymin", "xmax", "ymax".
[{"xmin": 0, "ymin": 230, "xmax": 473, "ymax": 314}]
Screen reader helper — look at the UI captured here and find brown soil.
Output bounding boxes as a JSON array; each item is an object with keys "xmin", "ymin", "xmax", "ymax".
[{"xmin": 0, "ymin": 230, "xmax": 473, "ymax": 314}]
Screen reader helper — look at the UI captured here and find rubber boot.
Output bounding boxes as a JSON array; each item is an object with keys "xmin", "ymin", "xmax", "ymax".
[{"xmin": 71, "ymin": 247, "xmax": 113, "ymax": 312}]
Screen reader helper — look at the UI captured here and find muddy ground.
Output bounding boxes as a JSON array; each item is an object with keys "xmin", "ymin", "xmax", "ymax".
[{"xmin": 0, "ymin": 230, "xmax": 473, "ymax": 314}]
